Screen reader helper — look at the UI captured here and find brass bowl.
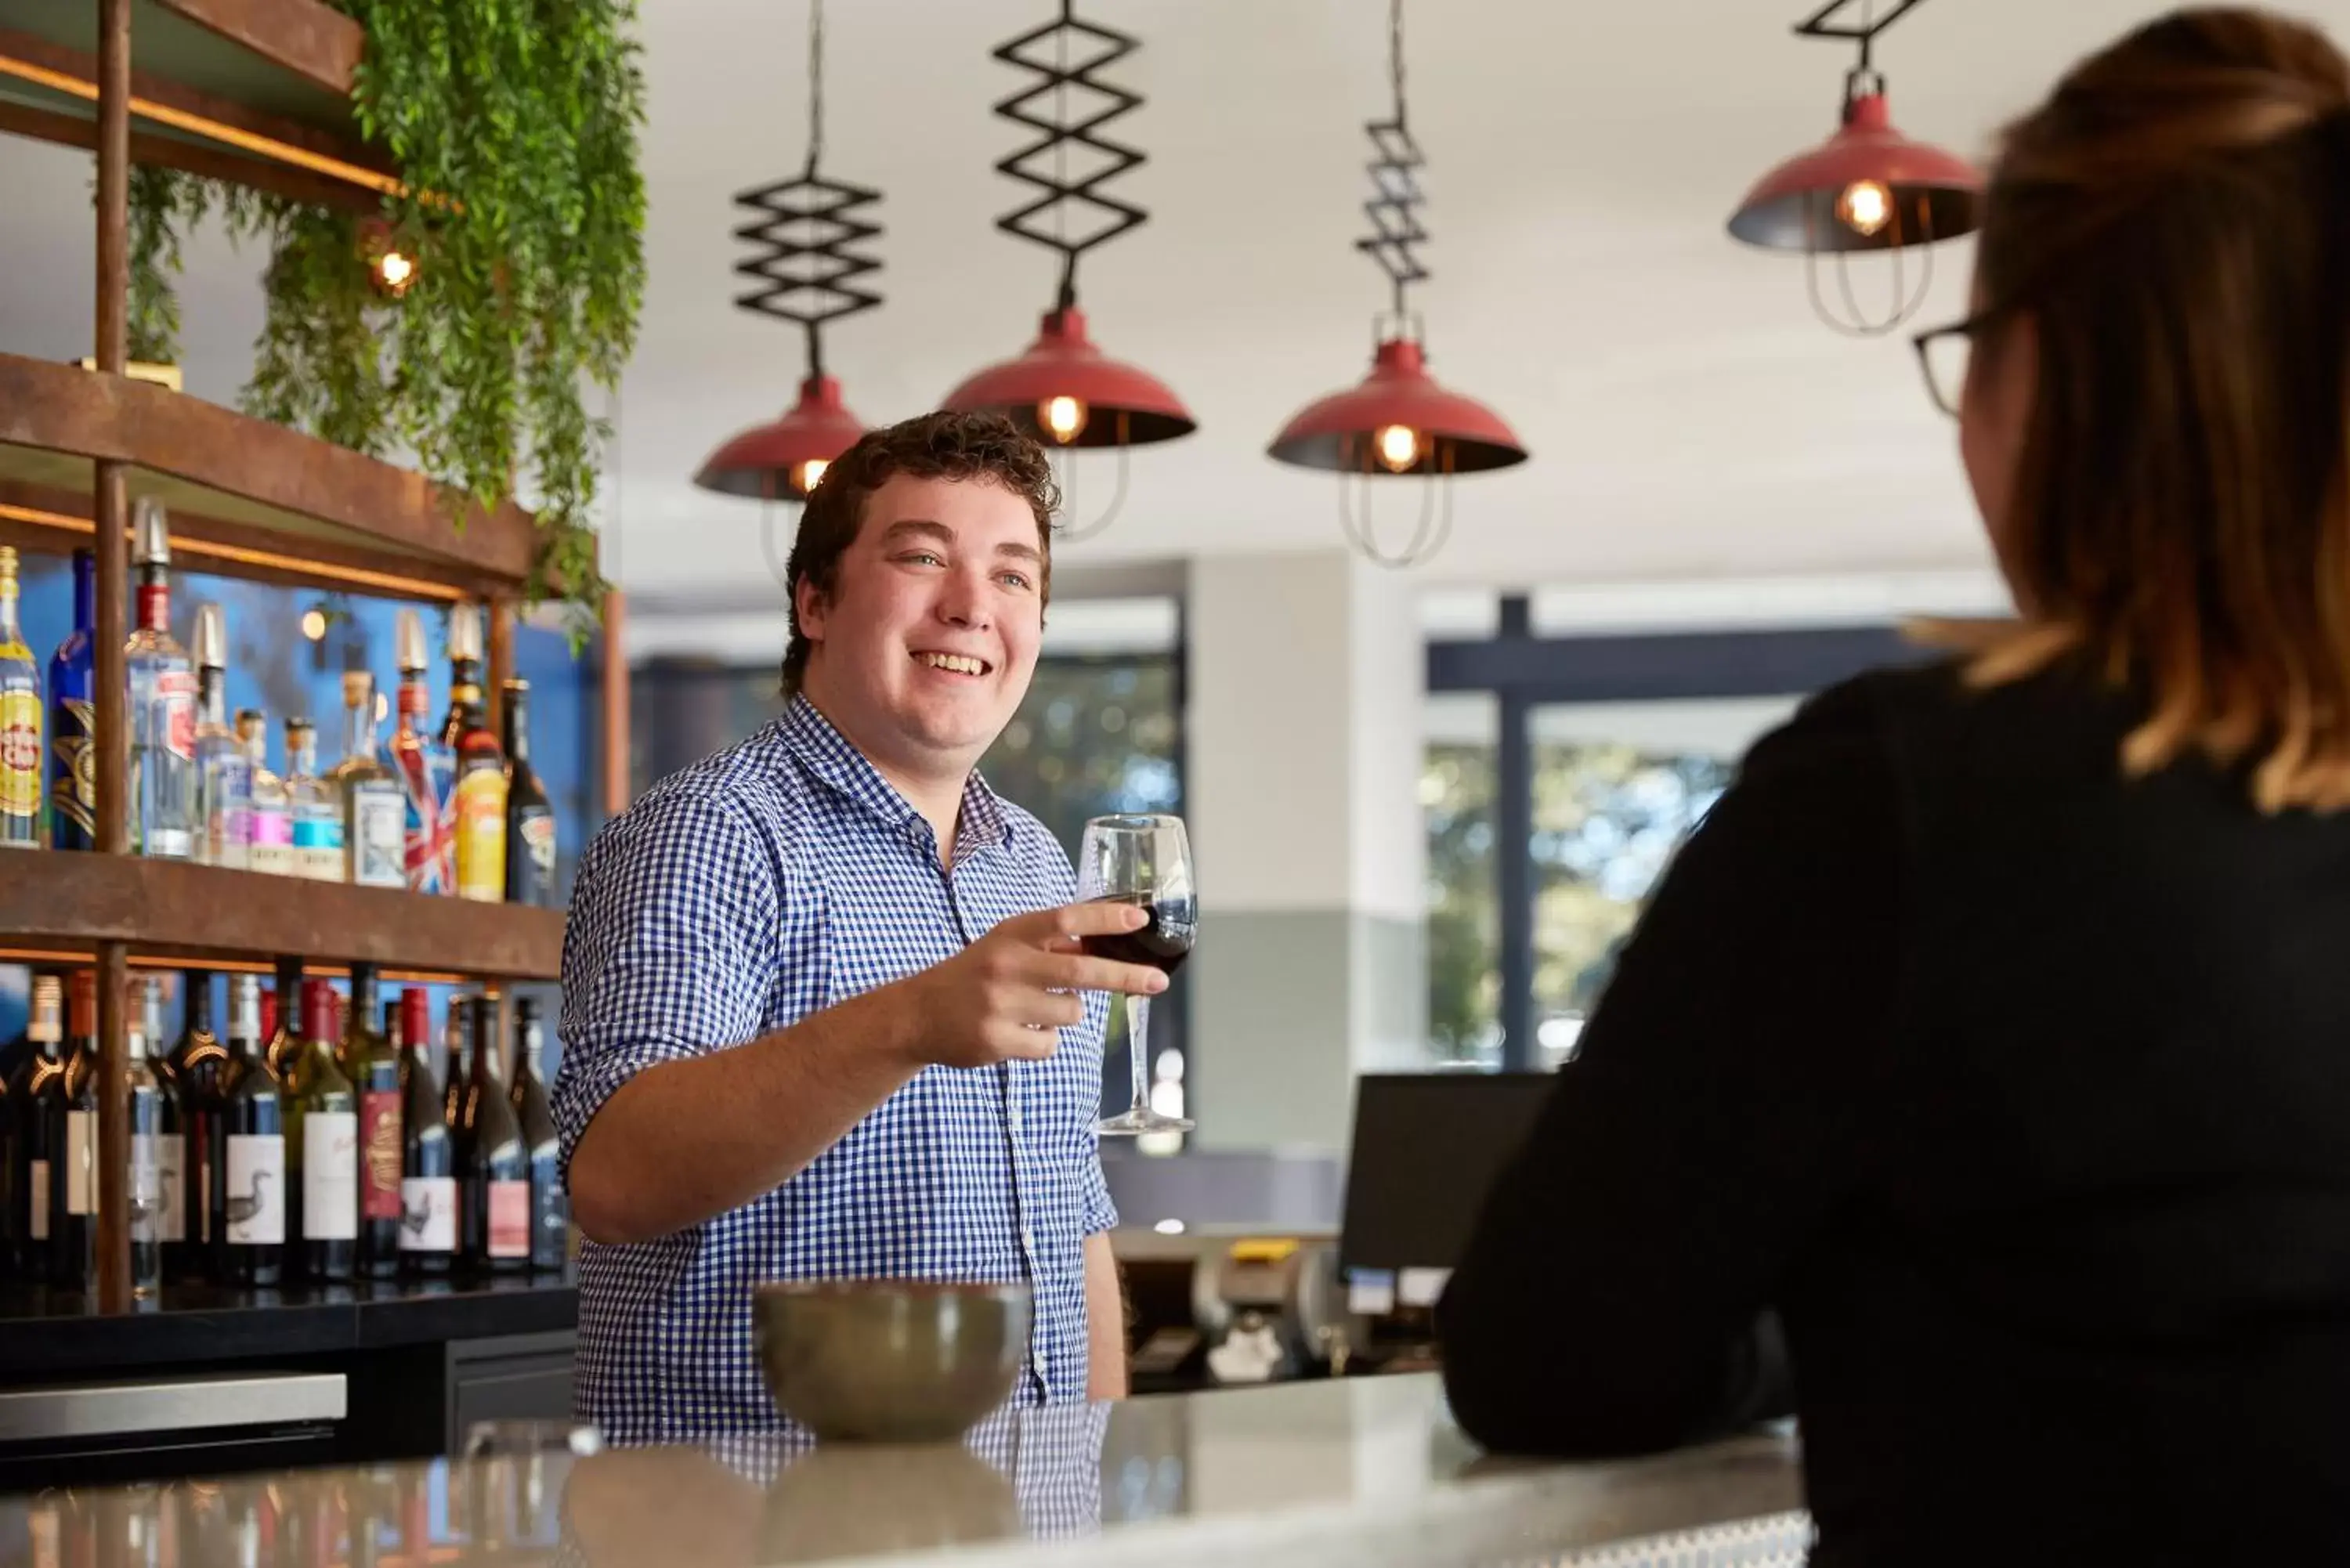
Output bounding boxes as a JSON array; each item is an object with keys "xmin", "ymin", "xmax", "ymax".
[{"xmin": 752, "ymin": 1280, "xmax": 1030, "ymax": 1443}]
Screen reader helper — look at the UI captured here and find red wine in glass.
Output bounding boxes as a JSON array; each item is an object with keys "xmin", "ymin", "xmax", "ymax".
[
  {"xmin": 1080, "ymin": 893, "xmax": 1197, "ymax": 977},
  {"xmin": 1076, "ymin": 813, "xmax": 1197, "ymax": 1136}
]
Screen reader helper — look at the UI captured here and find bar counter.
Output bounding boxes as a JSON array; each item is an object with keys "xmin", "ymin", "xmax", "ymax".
[{"xmin": 0, "ymin": 1375, "xmax": 1810, "ymax": 1568}]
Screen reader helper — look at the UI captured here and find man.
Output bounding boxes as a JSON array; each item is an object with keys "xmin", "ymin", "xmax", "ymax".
[{"xmin": 554, "ymin": 411, "xmax": 1166, "ymax": 1442}]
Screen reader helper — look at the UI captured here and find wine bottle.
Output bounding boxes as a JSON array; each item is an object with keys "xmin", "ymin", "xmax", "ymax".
[
  {"xmin": 445, "ymin": 610, "xmax": 507, "ymax": 901},
  {"xmin": 55, "ymin": 971, "xmax": 98, "ymax": 1290},
  {"xmin": 45, "ymin": 549, "xmax": 96, "ymax": 852},
  {"xmin": 265, "ymin": 956, "xmax": 306, "ymax": 1085},
  {"xmin": 9, "ymin": 976, "xmax": 64, "ymax": 1278},
  {"xmin": 397, "ymin": 988, "xmax": 455, "ymax": 1275},
  {"xmin": 508, "ymin": 998, "xmax": 566, "ymax": 1270},
  {"xmin": 0, "ymin": 1013, "xmax": 14, "ymax": 1276},
  {"xmin": 454, "ymin": 998, "xmax": 530, "ymax": 1273},
  {"xmin": 0, "ymin": 546, "xmax": 41, "ymax": 850},
  {"xmin": 285, "ymin": 980, "xmax": 356, "ymax": 1281},
  {"xmin": 443, "ymin": 1000, "xmax": 468, "ymax": 1134},
  {"xmin": 501, "ymin": 680, "xmax": 556, "ymax": 906},
  {"xmin": 164, "ymin": 970, "xmax": 226, "ymax": 1281},
  {"xmin": 346, "ymin": 965, "xmax": 403, "ymax": 1278},
  {"xmin": 126, "ymin": 977, "xmax": 167, "ymax": 1299},
  {"xmin": 220, "ymin": 975, "xmax": 284, "ymax": 1286}
]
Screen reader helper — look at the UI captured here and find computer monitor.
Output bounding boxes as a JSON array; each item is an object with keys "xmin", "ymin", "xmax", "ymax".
[{"xmin": 1337, "ymin": 1071, "xmax": 1556, "ymax": 1281}]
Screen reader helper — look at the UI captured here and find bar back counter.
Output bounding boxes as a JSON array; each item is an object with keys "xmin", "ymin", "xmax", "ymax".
[{"xmin": 0, "ymin": 1277, "xmax": 577, "ymax": 1485}]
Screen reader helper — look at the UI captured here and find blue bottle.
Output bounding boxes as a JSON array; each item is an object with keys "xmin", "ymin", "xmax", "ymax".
[{"xmin": 47, "ymin": 549, "xmax": 96, "ymax": 851}]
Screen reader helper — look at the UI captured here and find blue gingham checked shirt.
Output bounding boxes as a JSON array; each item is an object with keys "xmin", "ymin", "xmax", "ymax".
[{"xmin": 554, "ymin": 696, "xmax": 1118, "ymax": 1443}]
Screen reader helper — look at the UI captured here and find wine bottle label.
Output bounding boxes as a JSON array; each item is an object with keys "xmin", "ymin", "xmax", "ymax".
[
  {"xmin": 488, "ymin": 1180, "xmax": 531, "ymax": 1257},
  {"xmin": 157, "ymin": 667, "xmax": 197, "ymax": 761},
  {"xmin": 352, "ymin": 788, "xmax": 407, "ymax": 889},
  {"xmin": 301, "ymin": 1111, "xmax": 360, "ymax": 1240},
  {"xmin": 293, "ymin": 814, "xmax": 345, "ymax": 881},
  {"xmin": 27, "ymin": 1161, "xmax": 49, "ymax": 1240},
  {"xmin": 129, "ymin": 1133, "xmax": 161, "ymax": 1243},
  {"xmin": 157, "ymin": 1134, "xmax": 186, "ymax": 1242},
  {"xmin": 192, "ymin": 1136, "xmax": 212, "ymax": 1244},
  {"xmin": 226, "ymin": 1135, "xmax": 286, "ymax": 1245},
  {"xmin": 360, "ymin": 1092, "xmax": 403, "ymax": 1219},
  {"xmin": 454, "ymin": 768, "xmax": 508, "ymax": 901},
  {"xmin": 49, "ymin": 695, "xmax": 96, "ymax": 849},
  {"xmin": 400, "ymin": 1176, "xmax": 457, "ymax": 1252},
  {"xmin": 65, "ymin": 1110, "xmax": 94, "ymax": 1215},
  {"xmin": 520, "ymin": 812, "xmax": 557, "ymax": 880},
  {"xmin": 0, "ymin": 688, "xmax": 40, "ymax": 829}
]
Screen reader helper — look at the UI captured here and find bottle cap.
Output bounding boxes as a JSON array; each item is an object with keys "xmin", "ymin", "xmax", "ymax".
[
  {"xmin": 285, "ymin": 716, "xmax": 314, "ymax": 739},
  {"xmin": 447, "ymin": 605, "xmax": 485, "ymax": 664},
  {"xmin": 342, "ymin": 670, "xmax": 374, "ymax": 710},
  {"xmin": 396, "ymin": 608, "xmax": 429, "ymax": 674},
  {"xmin": 133, "ymin": 497, "xmax": 171, "ymax": 566},
  {"xmin": 193, "ymin": 603, "xmax": 229, "ymax": 670},
  {"xmin": 502, "ymin": 677, "xmax": 530, "ymax": 692},
  {"xmin": 0, "ymin": 545, "xmax": 17, "ymax": 578}
]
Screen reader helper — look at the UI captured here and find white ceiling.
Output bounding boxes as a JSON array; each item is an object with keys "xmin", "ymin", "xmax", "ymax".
[{"xmin": 5, "ymin": 0, "xmax": 2340, "ymax": 612}]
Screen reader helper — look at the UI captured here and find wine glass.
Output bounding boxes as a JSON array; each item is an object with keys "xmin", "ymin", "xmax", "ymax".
[{"xmin": 1076, "ymin": 814, "xmax": 1197, "ymax": 1136}]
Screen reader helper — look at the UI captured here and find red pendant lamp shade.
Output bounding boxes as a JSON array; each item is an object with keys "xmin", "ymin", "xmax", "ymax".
[
  {"xmin": 1269, "ymin": 339, "xmax": 1524, "ymax": 475},
  {"xmin": 694, "ymin": 374, "xmax": 865, "ymax": 500},
  {"xmin": 1729, "ymin": 92, "xmax": 1981, "ymax": 253},
  {"xmin": 942, "ymin": 306, "xmax": 1195, "ymax": 448}
]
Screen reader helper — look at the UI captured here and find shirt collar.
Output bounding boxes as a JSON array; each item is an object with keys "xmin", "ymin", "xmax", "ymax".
[{"xmin": 777, "ymin": 695, "xmax": 1011, "ymax": 859}]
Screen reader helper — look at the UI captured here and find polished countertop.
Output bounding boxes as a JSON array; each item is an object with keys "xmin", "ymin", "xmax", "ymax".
[{"xmin": 0, "ymin": 1375, "xmax": 1807, "ymax": 1568}]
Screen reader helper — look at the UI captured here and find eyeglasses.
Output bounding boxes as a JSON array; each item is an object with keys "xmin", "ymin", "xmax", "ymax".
[{"xmin": 1910, "ymin": 308, "xmax": 2001, "ymax": 419}]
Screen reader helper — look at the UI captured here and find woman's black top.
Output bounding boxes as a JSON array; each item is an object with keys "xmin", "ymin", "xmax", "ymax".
[{"xmin": 1438, "ymin": 659, "xmax": 2350, "ymax": 1566}]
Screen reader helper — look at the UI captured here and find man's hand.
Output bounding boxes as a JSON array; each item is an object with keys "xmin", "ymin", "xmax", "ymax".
[{"xmin": 897, "ymin": 900, "xmax": 1170, "ymax": 1070}]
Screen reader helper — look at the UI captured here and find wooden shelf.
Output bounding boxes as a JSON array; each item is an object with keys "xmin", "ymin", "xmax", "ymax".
[
  {"xmin": 0, "ymin": 0, "xmax": 394, "ymax": 209},
  {"xmin": 0, "ymin": 852, "xmax": 566, "ymax": 981},
  {"xmin": 0, "ymin": 352, "xmax": 567, "ymax": 601}
]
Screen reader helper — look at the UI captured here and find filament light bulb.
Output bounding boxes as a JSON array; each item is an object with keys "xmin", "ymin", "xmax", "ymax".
[
  {"xmin": 300, "ymin": 609, "xmax": 327, "ymax": 641},
  {"xmin": 1837, "ymin": 179, "xmax": 1893, "ymax": 238},
  {"xmin": 1041, "ymin": 396, "xmax": 1088, "ymax": 444},
  {"xmin": 794, "ymin": 457, "xmax": 829, "ymax": 497},
  {"xmin": 1375, "ymin": 423, "xmax": 1423, "ymax": 474}
]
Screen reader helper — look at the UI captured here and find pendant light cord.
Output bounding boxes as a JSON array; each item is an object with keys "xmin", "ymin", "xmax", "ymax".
[
  {"xmin": 1358, "ymin": 0, "xmax": 1428, "ymax": 326},
  {"xmin": 804, "ymin": 0, "xmax": 825, "ymax": 179}
]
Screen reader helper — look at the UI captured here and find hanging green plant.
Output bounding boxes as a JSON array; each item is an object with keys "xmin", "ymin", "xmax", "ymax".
[{"xmin": 124, "ymin": 0, "xmax": 646, "ymax": 628}]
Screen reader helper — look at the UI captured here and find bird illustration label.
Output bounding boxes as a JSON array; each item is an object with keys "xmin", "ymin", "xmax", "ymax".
[{"xmin": 226, "ymin": 1134, "xmax": 285, "ymax": 1245}]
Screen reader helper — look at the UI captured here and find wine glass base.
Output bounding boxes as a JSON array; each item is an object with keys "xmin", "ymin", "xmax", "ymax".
[{"xmin": 1094, "ymin": 1109, "xmax": 1195, "ymax": 1136}]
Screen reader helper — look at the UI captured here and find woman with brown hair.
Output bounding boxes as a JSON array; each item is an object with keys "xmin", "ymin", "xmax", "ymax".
[{"xmin": 1439, "ymin": 8, "xmax": 2350, "ymax": 1561}]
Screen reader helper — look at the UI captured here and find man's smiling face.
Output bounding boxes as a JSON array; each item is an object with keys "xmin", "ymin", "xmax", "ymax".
[{"xmin": 796, "ymin": 471, "xmax": 1047, "ymax": 775}]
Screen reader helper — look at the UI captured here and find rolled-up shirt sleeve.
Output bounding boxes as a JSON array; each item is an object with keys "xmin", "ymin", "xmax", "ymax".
[{"xmin": 554, "ymin": 787, "xmax": 782, "ymax": 1185}]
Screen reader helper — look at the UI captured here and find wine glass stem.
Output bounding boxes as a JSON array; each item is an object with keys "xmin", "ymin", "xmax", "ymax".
[{"xmin": 1126, "ymin": 994, "xmax": 1152, "ymax": 1118}]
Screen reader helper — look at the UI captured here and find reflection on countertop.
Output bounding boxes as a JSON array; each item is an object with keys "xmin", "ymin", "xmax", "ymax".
[{"xmin": 0, "ymin": 1375, "xmax": 1808, "ymax": 1568}]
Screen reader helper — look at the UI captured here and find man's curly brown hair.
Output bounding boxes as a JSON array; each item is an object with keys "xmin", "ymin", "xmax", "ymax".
[{"xmin": 780, "ymin": 410, "xmax": 1061, "ymax": 698}]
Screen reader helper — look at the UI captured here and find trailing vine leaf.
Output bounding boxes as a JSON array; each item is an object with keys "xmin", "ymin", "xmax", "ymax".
[{"xmin": 121, "ymin": 0, "xmax": 645, "ymax": 634}]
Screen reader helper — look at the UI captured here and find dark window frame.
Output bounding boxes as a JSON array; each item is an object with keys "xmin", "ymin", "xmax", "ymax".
[{"xmin": 1427, "ymin": 596, "xmax": 1921, "ymax": 1070}]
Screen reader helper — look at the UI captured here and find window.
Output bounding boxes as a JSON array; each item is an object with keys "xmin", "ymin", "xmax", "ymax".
[{"xmin": 1422, "ymin": 694, "xmax": 1499, "ymax": 1068}]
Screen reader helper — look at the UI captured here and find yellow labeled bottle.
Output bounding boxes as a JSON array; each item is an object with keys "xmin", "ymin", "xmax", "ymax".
[{"xmin": 449, "ymin": 654, "xmax": 508, "ymax": 901}]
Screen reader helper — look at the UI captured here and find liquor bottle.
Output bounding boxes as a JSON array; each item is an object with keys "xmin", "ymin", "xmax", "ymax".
[
  {"xmin": 240, "ymin": 710, "xmax": 295, "ymax": 877},
  {"xmin": 46, "ymin": 549, "xmax": 96, "ymax": 852},
  {"xmin": 9, "ymin": 977, "xmax": 64, "ymax": 1277},
  {"xmin": 446, "ymin": 615, "xmax": 508, "ymax": 902},
  {"xmin": 330, "ymin": 674, "xmax": 406, "ymax": 890},
  {"xmin": 264, "ymin": 956, "xmax": 306, "ymax": 1084},
  {"xmin": 165, "ymin": 970, "xmax": 228, "ymax": 1281},
  {"xmin": 55, "ymin": 971, "xmax": 98, "ymax": 1289},
  {"xmin": 219, "ymin": 975, "xmax": 284, "ymax": 1286},
  {"xmin": 191, "ymin": 605, "xmax": 252, "ymax": 870},
  {"xmin": 345, "ymin": 965, "xmax": 403, "ymax": 1278},
  {"xmin": 390, "ymin": 610, "xmax": 453, "ymax": 895},
  {"xmin": 126, "ymin": 499, "xmax": 197, "ymax": 859},
  {"xmin": 0, "ymin": 546, "xmax": 41, "ymax": 849},
  {"xmin": 284, "ymin": 718, "xmax": 343, "ymax": 883},
  {"xmin": 501, "ymin": 680, "xmax": 556, "ymax": 906},
  {"xmin": 397, "ymin": 988, "xmax": 455, "ymax": 1275},
  {"xmin": 285, "ymin": 980, "xmax": 356, "ymax": 1281},
  {"xmin": 452, "ymin": 998, "xmax": 530, "ymax": 1273},
  {"xmin": 508, "ymin": 998, "xmax": 566, "ymax": 1270},
  {"xmin": 126, "ymin": 977, "xmax": 168, "ymax": 1299}
]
